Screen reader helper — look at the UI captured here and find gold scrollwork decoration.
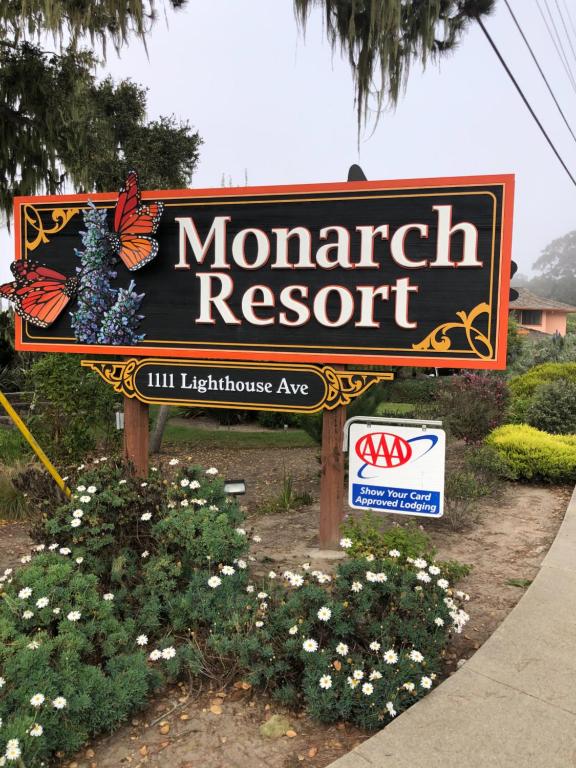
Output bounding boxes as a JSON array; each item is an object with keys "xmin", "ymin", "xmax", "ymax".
[
  {"xmin": 411, "ymin": 302, "xmax": 493, "ymax": 360},
  {"xmin": 321, "ymin": 367, "xmax": 393, "ymax": 410},
  {"xmin": 24, "ymin": 205, "xmax": 80, "ymax": 251},
  {"xmin": 81, "ymin": 360, "xmax": 138, "ymax": 398}
]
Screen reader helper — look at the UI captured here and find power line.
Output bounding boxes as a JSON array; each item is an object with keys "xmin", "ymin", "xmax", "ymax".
[
  {"xmin": 562, "ymin": 0, "xmax": 576, "ymax": 42},
  {"xmin": 555, "ymin": 0, "xmax": 576, "ymax": 67},
  {"xmin": 542, "ymin": 0, "xmax": 576, "ymax": 88},
  {"xmin": 503, "ymin": 0, "xmax": 576, "ymax": 145},
  {"xmin": 535, "ymin": 0, "xmax": 576, "ymax": 93},
  {"xmin": 476, "ymin": 15, "xmax": 576, "ymax": 188}
]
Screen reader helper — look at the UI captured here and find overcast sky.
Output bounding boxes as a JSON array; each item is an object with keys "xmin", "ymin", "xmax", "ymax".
[{"xmin": 4, "ymin": 0, "xmax": 576, "ymax": 280}]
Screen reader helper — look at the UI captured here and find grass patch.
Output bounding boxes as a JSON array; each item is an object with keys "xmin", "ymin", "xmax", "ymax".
[
  {"xmin": 0, "ymin": 427, "xmax": 29, "ymax": 465},
  {"xmin": 375, "ymin": 402, "xmax": 416, "ymax": 417},
  {"xmin": 163, "ymin": 422, "xmax": 316, "ymax": 449},
  {"xmin": 255, "ymin": 473, "xmax": 314, "ymax": 515},
  {"xmin": 506, "ymin": 578, "xmax": 533, "ymax": 589}
]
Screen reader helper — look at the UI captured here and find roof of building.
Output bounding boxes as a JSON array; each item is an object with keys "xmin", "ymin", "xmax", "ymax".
[{"xmin": 509, "ymin": 287, "xmax": 576, "ymax": 313}]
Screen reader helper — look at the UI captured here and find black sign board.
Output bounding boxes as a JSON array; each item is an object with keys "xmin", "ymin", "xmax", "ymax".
[
  {"xmin": 82, "ymin": 359, "xmax": 393, "ymax": 413},
  {"xmin": 15, "ymin": 175, "xmax": 514, "ymax": 369}
]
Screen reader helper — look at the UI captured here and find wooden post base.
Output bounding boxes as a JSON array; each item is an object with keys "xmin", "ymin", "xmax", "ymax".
[
  {"xmin": 123, "ymin": 396, "xmax": 149, "ymax": 477},
  {"xmin": 319, "ymin": 403, "xmax": 347, "ymax": 550}
]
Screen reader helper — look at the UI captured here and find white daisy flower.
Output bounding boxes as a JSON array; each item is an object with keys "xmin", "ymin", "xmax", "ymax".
[
  {"xmin": 52, "ymin": 696, "xmax": 67, "ymax": 709},
  {"xmin": 67, "ymin": 611, "xmax": 81, "ymax": 622},
  {"xmin": 252, "ymin": 535, "xmax": 262, "ymax": 543},
  {"xmin": 18, "ymin": 587, "xmax": 32, "ymax": 599},
  {"xmin": 119, "ymin": 479, "xmax": 127, "ymax": 485},
  {"xmin": 36, "ymin": 597, "xmax": 49, "ymax": 609},
  {"xmin": 48, "ymin": 543, "xmax": 58, "ymax": 551},
  {"xmin": 351, "ymin": 581, "xmax": 363, "ymax": 593},
  {"xmin": 180, "ymin": 499, "xmax": 189, "ymax": 507},
  {"xmin": 72, "ymin": 509, "xmax": 84, "ymax": 518},
  {"xmin": 386, "ymin": 701, "xmax": 397, "ymax": 717},
  {"xmin": 317, "ymin": 606, "xmax": 332, "ymax": 622},
  {"xmin": 403, "ymin": 682, "xmax": 416, "ymax": 692},
  {"xmin": 34, "ymin": 545, "xmax": 45, "ymax": 552},
  {"xmin": 416, "ymin": 571, "xmax": 431, "ymax": 583},
  {"xmin": 267, "ymin": 570, "xmax": 277, "ymax": 579},
  {"xmin": 79, "ymin": 495, "xmax": 91, "ymax": 503},
  {"xmin": 27, "ymin": 641, "xmax": 40, "ymax": 650},
  {"xmin": 30, "ymin": 693, "xmax": 45, "ymax": 707},
  {"xmin": 388, "ymin": 549, "xmax": 401, "ymax": 558},
  {"xmin": 208, "ymin": 576, "xmax": 222, "ymax": 588},
  {"xmin": 205, "ymin": 467, "xmax": 219, "ymax": 475},
  {"xmin": 161, "ymin": 647, "xmax": 176, "ymax": 659},
  {"xmin": 168, "ymin": 458, "xmax": 179, "ymax": 466},
  {"xmin": 339, "ymin": 537, "xmax": 353, "ymax": 549},
  {"xmin": 59, "ymin": 548, "xmax": 71, "ymax": 556},
  {"xmin": 20, "ymin": 555, "xmax": 31, "ymax": 564},
  {"xmin": 420, "ymin": 676, "xmax": 433, "ymax": 689},
  {"xmin": 76, "ymin": 485, "xmax": 86, "ymax": 492},
  {"xmin": 352, "ymin": 669, "xmax": 364, "ymax": 680},
  {"xmin": 103, "ymin": 593, "xmax": 114, "ymax": 601},
  {"xmin": 362, "ymin": 682, "xmax": 374, "ymax": 696},
  {"xmin": 257, "ymin": 592, "xmax": 268, "ymax": 599},
  {"xmin": 319, "ymin": 674, "xmax": 332, "ymax": 690},
  {"xmin": 71, "ymin": 518, "xmax": 82, "ymax": 528},
  {"xmin": 288, "ymin": 625, "xmax": 299, "ymax": 635},
  {"xmin": 335, "ymin": 642, "xmax": 349, "ymax": 656},
  {"xmin": 0, "ymin": 677, "xmax": 5, "ymax": 687},
  {"xmin": 369, "ymin": 670, "xmax": 382, "ymax": 680},
  {"xmin": 365, "ymin": 554, "xmax": 375, "ymax": 562},
  {"xmin": 221, "ymin": 566, "xmax": 235, "ymax": 576},
  {"xmin": 29, "ymin": 724, "xmax": 43, "ymax": 737},
  {"xmin": 255, "ymin": 621, "xmax": 264, "ymax": 627},
  {"xmin": 369, "ymin": 641, "xmax": 381, "ymax": 651},
  {"xmin": 414, "ymin": 558, "xmax": 428, "ymax": 569},
  {"xmin": 429, "ymin": 565, "xmax": 441, "ymax": 575},
  {"xmin": 437, "ymin": 578, "xmax": 450, "ymax": 590},
  {"xmin": 180, "ymin": 478, "xmax": 190, "ymax": 488},
  {"xmin": 374, "ymin": 572, "xmax": 387, "ymax": 583},
  {"xmin": 246, "ymin": 585, "xmax": 255, "ymax": 593},
  {"xmin": 52, "ymin": 608, "xmax": 61, "ymax": 615},
  {"xmin": 140, "ymin": 512, "xmax": 152, "ymax": 521},
  {"xmin": 235, "ymin": 528, "xmax": 246, "ymax": 536},
  {"xmin": 209, "ymin": 505, "xmax": 219, "ymax": 511},
  {"xmin": 5, "ymin": 739, "xmax": 21, "ymax": 760},
  {"xmin": 149, "ymin": 650, "xmax": 162, "ymax": 661},
  {"xmin": 136, "ymin": 635, "xmax": 148, "ymax": 646},
  {"xmin": 75, "ymin": 557, "xmax": 84, "ymax": 565},
  {"xmin": 22, "ymin": 610, "xmax": 34, "ymax": 620},
  {"xmin": 409, "ymin": 650, "xmax": 424, "ymax": 663},
  {"xmin": 289, "ymin": 574, "xmax": 304, "ymax": 588},
  {"xmin": 383, "ymin": 649, "xmax": 398, "ymax": 665},
  {"xmin": 434, "ymin": 617, "xmax": 445, "ymax": 627},
  {"xmin": 141, "ymin": 550, "xmax": 150, "ymax": 558},
  {"xmin": 190, "ymin": 480, "xmax": 201, "ymax": 489},
  {"xmin": 87, "ymin": 486, "xmax": 97, "ymax": 494},
  {"xmin": 347, "ymin": 676, "xmax": 359, "ymax": 689},
  {"xmin": 236, "ymin": 559, "xmax": 247, "ymax": 569},
  {"xmin": 140, "ymin": 482, "xmax": 148, "ymax": 488},
  {"xmin": 302, "ymin": 638, "xmax": 318, "ymax": 653},
  {"xmin": 366, "ymin": 571, "xmax": 377, "ymax": 582}
]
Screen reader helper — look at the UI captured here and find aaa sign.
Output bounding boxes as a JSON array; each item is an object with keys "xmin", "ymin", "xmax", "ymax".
[
  {"xmin": 14, "ymin": 174, "xmax": 514, "ymax": 367},
  {"xmin": 348, "ymin": 423, "xmax": 446, "ymax": 518}
]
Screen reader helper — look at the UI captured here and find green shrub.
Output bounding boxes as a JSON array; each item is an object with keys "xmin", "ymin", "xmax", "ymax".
[
  {"xmin": 341, "ymin": 513, "xmax": 433, "ymax": 561},
  {"xmin": 436, "ymin": 374, "xmax": 509, "ymax": 443},
  {"xmin": 385, "ymin": 377, "xmax": 439, "ymax": 404},
  {"xmin": 486, "ymin": 424, "xmax": 576, "ymax": 483},
  {"xmin": 26, "ymin": 354, "xmax": 120, "ymax": 461},
  {"xmin": 255, "ymin": 411, "xmax": 300, "ymax": 430},
  {"xmin": 508, "ymin": 362, "xmax": 576, "ymax": 423},
  {"xmin": 526, "ymin": 380, "xmax": 576, "ymax": 434},
  {"xmin": 0, "ymin": 459, "xmax": 471, "ymax": 764}
]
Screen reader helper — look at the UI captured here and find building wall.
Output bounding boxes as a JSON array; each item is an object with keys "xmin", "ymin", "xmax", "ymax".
[{"xmin": 511, "ymin": 310, "xmax": 568, "ymax": 336}]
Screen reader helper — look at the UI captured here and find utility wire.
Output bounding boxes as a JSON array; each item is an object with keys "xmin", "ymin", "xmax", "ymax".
[
  {"xmin": 562, "ymin": 0, "xmax": 576, "ymax": 42},
  {"xmin": 476, "ymin": 16, "xmax": 576, "ymax": 188},
  {"xmin": 542, "ymin": 0, "xmax": 576, "ymax": 88},
  {"xmin": 503, "ymin": 0, "xmax": 576, "ymax": 145},
  {"xmin": 554, "ymin": 0, "xmax": 576, "ymax": 66},
  {"xmin": 535, "ymin": 0, "xmax": 576, "ymax": 93}
]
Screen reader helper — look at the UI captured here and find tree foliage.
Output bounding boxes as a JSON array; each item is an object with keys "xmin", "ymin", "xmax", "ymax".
[
  {"xmin": 0, "ymin": 0, "xmax": 195, "ymax": 217},
  {"xmin": 514, "ymin": 230, "xmax": 576, "ymax": 306},
  {"xmin": 293, "ymin": 0, "xmax": 495, "ymax": 127}
]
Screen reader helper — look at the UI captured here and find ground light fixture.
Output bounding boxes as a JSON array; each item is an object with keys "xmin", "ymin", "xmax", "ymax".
[
  {"xmin": 224, "ymin": 479, "xmax": 246, "ymax": 496},
  {"xmin": 114, "ymin": 404, "xmax": 124, "ymax": 430}
]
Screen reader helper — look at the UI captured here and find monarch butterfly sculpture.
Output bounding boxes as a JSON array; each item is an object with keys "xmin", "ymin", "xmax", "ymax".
[{"xmin": 1, "ymin": 171, "xmax": 163, "ymax": 328}]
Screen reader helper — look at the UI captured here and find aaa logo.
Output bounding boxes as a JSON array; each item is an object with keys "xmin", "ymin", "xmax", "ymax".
[{"xmin": 355, "ymin": 432, "xmax": 412, "ymax": 469}]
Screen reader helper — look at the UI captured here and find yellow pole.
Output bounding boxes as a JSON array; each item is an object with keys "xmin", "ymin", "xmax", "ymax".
[{"xmin": 0, "ymin": 391, "xmax": 71, "ymax": 498}]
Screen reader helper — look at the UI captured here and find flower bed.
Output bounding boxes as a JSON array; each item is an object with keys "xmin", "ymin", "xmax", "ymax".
[{"xmin": 0, "ymin": 459, "xmax": 469, "ymax": 766}]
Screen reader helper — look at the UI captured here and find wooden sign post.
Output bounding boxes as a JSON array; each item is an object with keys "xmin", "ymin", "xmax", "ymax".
[
  {"xmin": 123, "ymin": 395, "xmax": 149, "ymax": 477},
  {"xmin": 319, "ymin": 391, "xmax": 347, "ymax": 549}
]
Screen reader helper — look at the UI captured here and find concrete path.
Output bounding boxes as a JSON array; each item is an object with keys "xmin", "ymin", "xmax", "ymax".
[{"xmin": 328, "ymin": 486, "xmax": 576, "ymax": 768}]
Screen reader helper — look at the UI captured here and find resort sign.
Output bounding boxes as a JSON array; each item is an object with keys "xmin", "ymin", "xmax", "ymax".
[{"xmin": 10, "ymin": 173, "xmax": 514, "ymax": 368}]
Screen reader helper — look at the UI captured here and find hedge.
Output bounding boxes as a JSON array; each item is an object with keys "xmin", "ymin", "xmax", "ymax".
[{"xmin": 486, "ymin": 424, "xmax": 576, "ymax": 483}]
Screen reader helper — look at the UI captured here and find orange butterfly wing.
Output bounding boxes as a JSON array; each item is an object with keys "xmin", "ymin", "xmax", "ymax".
[
  {"xmin": 0, "ymin": 261, "xmax": 76, "ymax": 328},
  {"xmin": 111, "ymin": 170, "xmax": 164, "ymax": 271}
]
